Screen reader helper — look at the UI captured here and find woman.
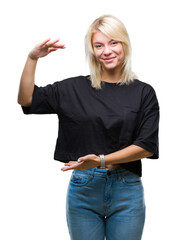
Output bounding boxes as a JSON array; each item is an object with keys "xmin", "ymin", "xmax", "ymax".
[{"xmin": 18, "ymin": 15, "xmax": 159, "ymax": 240}]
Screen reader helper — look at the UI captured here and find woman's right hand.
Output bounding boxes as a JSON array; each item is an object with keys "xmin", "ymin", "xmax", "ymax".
[
  {"xmin": 29, "ymin": 38, "xmax": 65, "ymax": 60},
  {"xmin": 18, "ymin": 38, "xmax": 65, "ymax": 106}
]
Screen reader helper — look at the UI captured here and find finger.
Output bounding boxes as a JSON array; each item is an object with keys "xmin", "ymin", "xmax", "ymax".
[
  {"xmin": 64, "ymin": 161, "xmax": 76, "ymax": 166},
  {"xmin": 48, "ymin": 45, "xmax": 65, "ymax": 53},
  {"xmin": 48, "ymin": 48, "xmax": 59, "ymax": 53},
  {"xmin": 47, "ymin": 43, "xmax": 65, "ymax": 52},
  {"xmin": 38, "ymin": 38, "xmax": 51, "ymax": 47},
  {"xmin": 61, "ymin": 160, "xmax": 84, "ymax": 171},
  {"xmin": 64, "ymin": 163, "xmax": 70, "ymax": 166},
  {"xmin": 61, "ymin": 166, "xmax": 72, "ymax": 171},
  {"xmin": 55, "ymin": 43, "xmax": 66, "ymax": 48},
  {"xmin": 77, "ymin": 158, "xmax": 84, "ymax": 163},
  {"xmin": 61, "ymin": 165, "xmax": 78, "ymax": 171},
  {"xmin": 50, "ymin": 43, "xmax": 66, "ymax": 49},
  {"xmin": 45, "ymin": 39, "xmax": 61, "ymax": 47},
  {"xmin": 77, "ymin": 156, "xmax": 88, "ymax": 162}
]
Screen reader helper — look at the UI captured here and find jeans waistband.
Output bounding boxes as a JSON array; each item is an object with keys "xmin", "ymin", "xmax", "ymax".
[{"xmin": 73, "ymin": 167, "xmax": 128, "ymax": 177}]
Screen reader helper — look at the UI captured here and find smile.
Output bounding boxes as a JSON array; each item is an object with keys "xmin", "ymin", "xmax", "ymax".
[{"xmin": 103, "ymin": 57, "xmax": 116, "ymax": 62}]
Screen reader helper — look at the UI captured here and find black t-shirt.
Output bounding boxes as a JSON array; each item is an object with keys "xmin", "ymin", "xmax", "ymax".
[{"xmin": 22, "ymin": 76, "xmax": 159, "ymax": 176}]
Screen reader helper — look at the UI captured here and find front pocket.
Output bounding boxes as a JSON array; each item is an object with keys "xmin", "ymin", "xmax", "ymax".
[
  {"xmin": 121, "ymin": 174, "xmax": 142, "ymax": 186},
  {"xmin": 70, "ymin": 172, "xmax": 93, "ymax": 186}
]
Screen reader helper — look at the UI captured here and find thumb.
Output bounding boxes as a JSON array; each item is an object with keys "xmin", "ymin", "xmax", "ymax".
[
  {"xmin": 77, "ymin": 154, "xmax": 95, "ymax": 162},
  {"xmin": 77, "ymin": 156, "xmax": 87, "ymax": 163}
]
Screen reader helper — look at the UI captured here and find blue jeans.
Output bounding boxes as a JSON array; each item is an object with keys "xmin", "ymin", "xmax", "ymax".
[{"xmin": 66, "ymin": 167, "xmax": 145, "ymax": 240}]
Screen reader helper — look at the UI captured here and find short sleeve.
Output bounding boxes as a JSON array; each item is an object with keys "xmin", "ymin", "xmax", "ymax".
[
  {"xmin": 22, "ymin": 82, "xmax": 60, "ymax": 114},
  {"xmin": 133, "ymin": 85, "xmax": 159, "ymax": 159}
]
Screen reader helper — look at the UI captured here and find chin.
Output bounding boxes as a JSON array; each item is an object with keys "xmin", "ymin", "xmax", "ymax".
[
  {"xmin": 102, "ymin": 61, "xmax": 122, "ymax": 71},
  {"xmin": 103, "ymin": 65, "xmax": 119, "ymax": 71}
]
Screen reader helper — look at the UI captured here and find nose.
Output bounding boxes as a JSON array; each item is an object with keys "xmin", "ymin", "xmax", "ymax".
[{"xmin": 103, "ymin": 45, "xmax": 112, "ymax": 55}]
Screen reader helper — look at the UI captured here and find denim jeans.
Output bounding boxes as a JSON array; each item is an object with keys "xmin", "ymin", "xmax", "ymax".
[{"xmin": 66, "ymin": 167, "xmax": 145, "ymax": 240}]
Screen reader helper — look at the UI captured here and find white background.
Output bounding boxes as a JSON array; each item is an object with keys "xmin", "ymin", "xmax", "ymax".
[{"xmin": 0, "ymin": 0, "xmax": 176, "ymax": 239}]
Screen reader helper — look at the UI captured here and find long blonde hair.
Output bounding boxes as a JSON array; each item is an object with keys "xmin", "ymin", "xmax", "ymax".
[{"xmin": 85, "ymin": 15, "xmax": 137, "ymax": 89}]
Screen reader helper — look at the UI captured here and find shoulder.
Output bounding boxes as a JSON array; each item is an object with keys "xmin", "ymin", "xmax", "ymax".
[
  {"xmin": 131, "ymin": 79, "xmax": 154, "ymax": 89},
  {"xmin": 127, "ymin": 80, "xmax": 159, "ymax": 107},
  {"xmin": 44, "ymin": 75, "xmax": 89, "ymax": 91},
  {"xmin": 130, "ymin": 79, "xmax": 157, "ymax": 96},
  {"xmin": 132, "ymin": 80, "xmax": 159, "ymax": 108},
  {"xmin": 52, "ymin": 75, "xmax": 91, "ymax": 96},
  {"xmin": 58, "ymin": 75, "xmax": 89, "ymax": 87},
  {"xmin": 35, "ymin": 76, "xmax": 90, "ymax": 96}
]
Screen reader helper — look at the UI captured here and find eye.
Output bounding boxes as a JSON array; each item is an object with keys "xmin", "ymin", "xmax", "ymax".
[
  {"xmin": 94, "ymin": 44, "xmax": 103, "ymax": 49},
  {"xmin": 111, "ymin": 41, "xmax": 119, "ymax": 46}
]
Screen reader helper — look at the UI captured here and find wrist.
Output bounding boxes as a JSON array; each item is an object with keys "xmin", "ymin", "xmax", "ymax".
[
  {"xmin": 99, "ymin": 154, "xmax": 106, "ymax": 169},
  {"xmin": 28, "ymin": 53, "xmax": 39, "ymax": 61},
  {"xmin": 95, "ymin": 156, "xmax": 101, "ymax": 167}
]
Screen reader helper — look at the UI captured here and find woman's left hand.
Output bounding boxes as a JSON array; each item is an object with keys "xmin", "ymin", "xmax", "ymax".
[{"xmin": 61, "ymin": 154, "xmax": 100, "ymax": 171}]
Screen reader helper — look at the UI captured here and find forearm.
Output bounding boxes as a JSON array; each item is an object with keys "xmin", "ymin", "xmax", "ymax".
[
  {"xmin": 17, "ymin": 55, "xmax": 37, "ymax": 106},
  {"xmin": 61, "ymin": 145, "xmax": 154, "ymax": 171},
  {"xmin": 105, "ymin": 145, "xmax": 153, "ymax": 165}
]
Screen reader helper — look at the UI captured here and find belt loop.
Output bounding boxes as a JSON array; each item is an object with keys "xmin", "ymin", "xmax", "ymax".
[
  {"xmin": 91, "ymin": 167, "xmax": 96, "ymax": 177},
  {"xmin": 116, "ymin": 169, "xmax": 119, "ymax": 179}
]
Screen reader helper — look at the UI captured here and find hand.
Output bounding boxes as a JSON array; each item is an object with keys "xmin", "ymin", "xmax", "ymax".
[
  {"xmin": 61, "ymin": 154, "xmax": 100, "ymax": 171},
  {"xmin": 29, "ymin": 38, "xmax": 65, "ymax": 60}
]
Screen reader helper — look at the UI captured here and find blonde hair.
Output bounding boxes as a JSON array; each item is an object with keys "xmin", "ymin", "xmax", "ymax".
[{"xmin": 85, "ymin": 15, "xmax": 137, "ymax": 89}]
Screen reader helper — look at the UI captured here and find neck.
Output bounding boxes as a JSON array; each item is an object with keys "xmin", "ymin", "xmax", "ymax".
[{"xmin": 101, "ymin": 68, "xmax": 122, "ymax": 83}]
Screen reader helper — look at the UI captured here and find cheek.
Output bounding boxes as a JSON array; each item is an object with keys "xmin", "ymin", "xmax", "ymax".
[
  {"xmin": 117, "ymin": 44, "xmax": 123, "ymax": 53},
  {"xmin": 120, "ymin": 50, "xmax": 125, "ymax": 59},
  {"xmin": 93, "ymin": 49, "xmax": 103, "ymax": 59},
  {"xmin": 117, "ymin": 45, "xmax": 125, "ymax": 59},
  {"xmin": 121, "ymin": 44, "xmax": 125, "ymax": 57}
]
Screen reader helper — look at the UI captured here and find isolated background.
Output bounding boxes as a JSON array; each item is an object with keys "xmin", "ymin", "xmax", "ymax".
[{"xmin": 0, "ymin": 0, "xmax": 176, "ymax": 239}]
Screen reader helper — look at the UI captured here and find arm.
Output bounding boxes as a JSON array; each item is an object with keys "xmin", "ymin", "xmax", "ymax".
[
  {"xmin": 17, "ymin": 39, "xmax": 65, "ymax": 106},
  {"xmin": 104, "ymin": 145, "xmax": 153, "ymax": 165},
  {"xmin": 61, "ymin": 145, "xmax": 153, "ymax": 171},
  {"xmin": 17, "ymin": 56, "xmax": 37, "ymax": 106}
]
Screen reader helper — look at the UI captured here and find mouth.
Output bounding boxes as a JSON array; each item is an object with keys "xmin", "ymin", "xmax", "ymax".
[{"xmin": 103, "ymin": 57, "xmax": 116, "ymax": 62}]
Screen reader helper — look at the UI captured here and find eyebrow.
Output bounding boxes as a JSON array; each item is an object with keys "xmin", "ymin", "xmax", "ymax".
[
  {"xmin": 93, "ymin": 42, "xmax": 102, "ymax": 44},
  {"xmin": 93, "ymin": 40, "xmax": 116, "ymax": 44}
]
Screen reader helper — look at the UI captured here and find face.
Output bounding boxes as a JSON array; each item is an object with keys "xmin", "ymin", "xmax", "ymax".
[{"xmin": 92, "ymin": 31, "xmax": 125, "ymax": 72}]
